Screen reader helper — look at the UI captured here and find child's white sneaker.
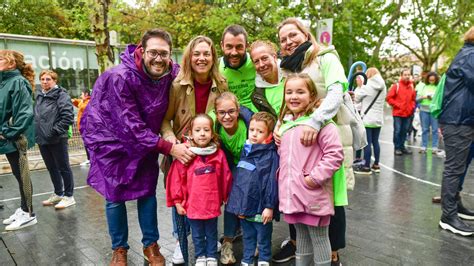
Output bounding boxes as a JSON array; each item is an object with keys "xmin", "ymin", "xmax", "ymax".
[
  {"xmin": 206, "ymin": 258, "xmax": 218, "ymax": 266},
  {"xmin": 5, "ymin": 211, "xmax": 37, "ymax": 231},
  {"xmin": 195, "ymin": 256, "xmax": 206, "ymax": 266}
]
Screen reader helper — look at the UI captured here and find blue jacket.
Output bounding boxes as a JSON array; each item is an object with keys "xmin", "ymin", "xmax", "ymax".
[
  {"xmin": 439, "ymin": 42, "xmax": 474, "ymax": 126},
  {"xmin": 218, "ymin": 105, "xmax": 253, "ymax": 171},
  {"xmin": 226, "ymin": 141, "xmax": 279, "ymax": 218}
]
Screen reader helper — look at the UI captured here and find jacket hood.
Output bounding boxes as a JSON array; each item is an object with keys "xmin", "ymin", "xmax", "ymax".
[
  {"xmin": 0, "ymin": 69, "xmax": 21, "ymax": 82},
  {"xmin": 255, "ymin": 59, "xmax": 283, "ymax": 88},
  {"xmin": 366, "ymin": 74, "xmax": 385, "ymax": 91}
]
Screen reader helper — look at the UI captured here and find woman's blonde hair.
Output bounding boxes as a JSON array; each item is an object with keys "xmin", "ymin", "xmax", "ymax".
[
  {"xmin": 188, "ymin": 113, "xmax": 220, "ymax": 148},
  {"xmin": 39, "ymin": 69, "xmax": 59, "ymax": 82},
  {"xmin": 177, "ymin": 36, "xmax": 224, "ymax": 87},
  {"xmin": 0, "ymin": 50, "xmax": 35, "ymax": 89},
  {"xmin": 278, "ymin": 73, "xmax": 321, "ymax": 124},
  {"xmin": 249, "ymin": 40, "xmax": 278, "ymax": 57},
  {"xmin": 464, "ymin": 26, "xmax": 474, "ymax": 43},
  {"xmin": 366, "ymin": 67, "xmax": 380, "ymax": 79},
  {"xmin": 214, "ymin": 91, "xmax": 240, "ymax": 111},
  {"xmin": 277, "ymin": 18, "xmax": 319, "ymax": 66}
]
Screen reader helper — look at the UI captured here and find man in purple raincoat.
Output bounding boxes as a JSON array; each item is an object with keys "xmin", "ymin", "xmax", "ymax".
[{"xmin": 80, "ymin": 29, "xmax": 194, "ymax": 266}]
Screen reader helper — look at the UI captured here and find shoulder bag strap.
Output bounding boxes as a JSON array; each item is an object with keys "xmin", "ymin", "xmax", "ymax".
[{"xmin": 362, "ymin": 90, "xmax": 382, "ymax": 117}]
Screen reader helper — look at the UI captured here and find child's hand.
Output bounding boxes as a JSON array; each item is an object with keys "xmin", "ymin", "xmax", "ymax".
[
  {"xmin": 262, "ymin": 208, "xmax": 273, "ymax": 225},
  {"xmin": 304, "ymin": 175, "xmax": 319, "ymax": 189},
  {"xmin": 175, "ymin": 203, "xmax": 186, "ymax": 215},
  {"xmin": 273, "ymin": 125, "xmax": 281, "ymax": 147}
]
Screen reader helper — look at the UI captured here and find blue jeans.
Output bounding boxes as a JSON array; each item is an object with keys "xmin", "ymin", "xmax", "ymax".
[
  {"xmin": 364, "ymin": 127, "xmax": 381, "ymax": 167},
  {"xmin": 393, "ymin": 116, "xmax": 410, "ymax": 151},
  {"xmin": 241, "ymin": 219, "xmax": 273, "ymax": 264},
  {"xmin": 106, "ymin": 195, "xmax": 159, "ymax": 249},
  {"xmin": 224, "ymin": 209, "xmax": 240, "ymax": 238},
  {"xmin": 38, "ymin": 138, "xmax": 74, "ymax": 197},
  {"xmin": 188, "ymin": 218, "xmax": 218, "ymax": 259},
  {"xmin": 420, "ymin": 111, "xmax": 439, "ymax": 149}
]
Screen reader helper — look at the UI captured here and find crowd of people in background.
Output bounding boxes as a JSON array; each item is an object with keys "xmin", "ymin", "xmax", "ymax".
[{"xmin": 0, "ymin": 18, "xmax": 473, "ymax": 266}]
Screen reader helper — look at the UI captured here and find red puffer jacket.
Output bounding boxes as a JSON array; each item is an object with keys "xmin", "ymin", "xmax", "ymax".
[
  {"xmin": 166, "ymin": 149, "xmax": 232, "ymax": 220},
  {"xmin": 386, "ymin": 79, "xmax": 416, "ymax": 118}
]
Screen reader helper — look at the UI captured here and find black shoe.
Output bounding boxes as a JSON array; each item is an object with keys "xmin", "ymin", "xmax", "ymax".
[
  {"xmin": 353, "ymin": 165, "xmax": 372, "ymax": 175},
  {"xmin": 458, "ymin": 203, "xmax": 474, "ymax": 220},
  {"xmin": 439, "ymin": 216, "xmax": 474, "ymax": 236},
  {"xmin": 272, "ymin": 240, "xmax": 296, "ymax": 263},
  {"xmin": 402, "ymin": 149, "xmax": 413, "ymax": 154},
  {"xmin": 395, "ymin": 150, "xmax": 403, "ymax": 156}
]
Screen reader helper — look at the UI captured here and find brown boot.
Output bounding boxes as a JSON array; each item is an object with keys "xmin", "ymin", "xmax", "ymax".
[
  {"xmin": 110, "ymin": 247, "xmax": 128, "ymax": 266},
  {"xmin": 143, "ymin": 242, "xmax": 165, "ymax": 266}
]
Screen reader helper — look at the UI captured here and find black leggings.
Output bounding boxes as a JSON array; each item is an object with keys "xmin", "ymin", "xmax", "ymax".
[
  {"xmin": 289, "ymin": 206, "xmax": 346, "ymax": 251},
  {"xmin": 6, "ymin": 150, "xmax": 33, "ymax": 213}
]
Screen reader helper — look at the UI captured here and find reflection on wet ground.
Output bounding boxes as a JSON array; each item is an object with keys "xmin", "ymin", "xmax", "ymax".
[{"xmin": 1, "ymin": 115, "xmax": 473, "ymax": 265}]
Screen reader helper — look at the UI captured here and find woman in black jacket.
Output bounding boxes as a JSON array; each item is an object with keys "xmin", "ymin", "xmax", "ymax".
[{"xmin": 35, "ymin": 70, "xmax": 75, "ymax": 209}]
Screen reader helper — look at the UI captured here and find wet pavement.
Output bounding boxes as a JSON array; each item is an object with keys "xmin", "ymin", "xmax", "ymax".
[{"xmin": 1, "ymin": 114, "xmax": 473, "ymax": 265}]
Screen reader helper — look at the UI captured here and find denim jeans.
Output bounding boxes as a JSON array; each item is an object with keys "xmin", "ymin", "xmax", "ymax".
[
  {"xmin": 419, "ymin": 111, "xmax": 439, "ymax": 149},
  {"xmin": 106, "ymin": 195, "xmax": 159, "ymax": 249},
  {"xmin": 188, "ymin": 218, "xmax": 218, "ymax": 259},
  {"xmin": 393, "ymin": 116, "xmax": 410, "ymax": 151},
  {"xmin": 364, "ymin": 127, "xmax": 381, "ymax": 167},
  {"xmin": 38, "ymin": 138, "xmax": 74, "ymax": 197},
  {"xmin": 224, "ymin": 209, "xmax": 240, "ymax": 238},
  {"xmin": 440, "ymin": 124, "xmax": 474, "ymax": 219},
  {"xmin": 241, "ymin": 219, "xmax": 272, "ymax": 263}
]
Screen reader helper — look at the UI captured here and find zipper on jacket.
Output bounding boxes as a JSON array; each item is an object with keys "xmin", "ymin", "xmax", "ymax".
[{"xmin": 286, "ymin": 129, "xmax": 295, "ymax": 212}]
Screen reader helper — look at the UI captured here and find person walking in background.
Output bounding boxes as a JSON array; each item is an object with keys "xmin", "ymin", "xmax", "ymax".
[
  {"xmin": 353, "ymin": 67, "xmax": 386, "ymax": 174},
  {"xmin": 166, "ymin": 114, "xmax": 232, "ymax": 266},
  {"xmin": 80, "ymin": 28, "xmax": 189, "ymax": 265},
  {"xmin": 417, "ymin": 72, "xmax": 443, "ymax": 155},
  {"xmin": 0, "ymin": 50, "xmax": 36, "ymax": 231},
  {"xmin": 35, "ymin": 70, "xmax": 76, "ymax": 209},
  {"xmin": 72, "ymin": 88, "xmax": 91, "ymax": 166},
  {"xmin": 438, "ymin": 26, "xmax": 474, "ymax": 237},
  {"xmin": 386, "ymin": 69, "xmax": 416, "ymax": 156}
]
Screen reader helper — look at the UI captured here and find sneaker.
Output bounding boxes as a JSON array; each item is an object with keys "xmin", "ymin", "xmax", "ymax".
[
  {"xmin": 458, "ymin": 203, "xmax": 474, "ymax": 221},
  {"xmin": 435, "ymin": 149, "xmax": 446, "ymax": 158},
  {"xmin": 80, "ymin": 160, "xmax": 90, "ymax": 166},
  {"xmin": 258, "ymin": 262, "xmax": 270, "ymax": 266},
  {"xmin": 206, "ymin": 258, "xmax": 218, "ymax": 266},
  {"xmin": 353, "ymin": 165, "xmax": 372, "ymax": 175},
  {"xmin": 394, "ymin": 150, "xmax": 403, "ymax": 156},
  {"xmin": 5, "ymin": 211, "xmax": 37, "ymax": 231},
  {"xmin": 272, "ymin": 240, "xmax": 296, "ymax": 263},
  {"xmin": 439, "ymin": 216, "xmax": 474, "ymax": 236},
  {"xmin": 195, "ymin": 256, "xmax": 206, "ymax": 266},
  {"xmin": 220, "ymin": 242, "xmax": 236, "ymax": 264},
  {"xmin": 419, "ymin": 148, "xmax": 426, "ymax": 154},
  {"xmin": 110, "ymin": 247, "xmax": 128, "ymax": 266},
  {"xmin": 371, "ymin": 164, "xmax": 380, "ymax": 173},
  {"xmin": 401, "ymin": 149, "xmax": 413, "ymax": 154},
  {"xmin": 280, "ymin": 237, "xmax": 290, "ymax": 248},
  {"xmin": 353, "ymin": 158, "xmax": 364, "ymax": 165},
  {"xmin": 172, "ymin": 241, "xmax": 185, "ymax": 264},
  {"xmin": 3, "ymin": 208, "xmax": 23, "ymax": 225},
  {"xmin": 432, "ymin": 196, "xmax": 441, "ymax": 204},
  {"xmin": 42, "ymin": 194, "xmax": 63, "ymax": 206},
  {"xmin": 55, "ymin": 196, "xmax": 76, "ymax": 209}
]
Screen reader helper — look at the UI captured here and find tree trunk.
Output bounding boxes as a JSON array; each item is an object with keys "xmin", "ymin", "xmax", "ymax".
[{"xmin": 90, "ymin": 0, "xmax": 115, "ymax": 74}]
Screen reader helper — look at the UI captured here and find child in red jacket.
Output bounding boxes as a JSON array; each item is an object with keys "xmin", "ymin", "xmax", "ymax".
[{"xmin": 166, "ymin": 114, "xmax": 232, "ymax": 266}]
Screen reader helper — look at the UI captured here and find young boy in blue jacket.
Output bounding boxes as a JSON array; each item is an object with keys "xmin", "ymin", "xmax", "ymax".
[{"xmin": 226, "ymin": 111, "xmax": 279, "ymax": 266}]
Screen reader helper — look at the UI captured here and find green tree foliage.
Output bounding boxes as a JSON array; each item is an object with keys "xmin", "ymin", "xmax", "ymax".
[{"xmin": 396, "ymin": 0, "xmax": 474, "ymax": 72}]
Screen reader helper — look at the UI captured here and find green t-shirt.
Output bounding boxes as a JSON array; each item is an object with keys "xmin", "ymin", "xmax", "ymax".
[
  {"xmin": 219, "ymin": 119, "xmax": 247, "ymax": 165},
  {"xmin": 264, "ymin": 81, "xmax": 285, "ymax": 115},
  {"xmin": 418, "ymin": 84, "xmax": 437, "ymax": 106},
  {"xmin": 320, "ymin": 52, "xmax": 348, "ymax": 92},
  {"xmin": 219, "ymin": 54, "xmax": 258, "ymax": 112}
]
